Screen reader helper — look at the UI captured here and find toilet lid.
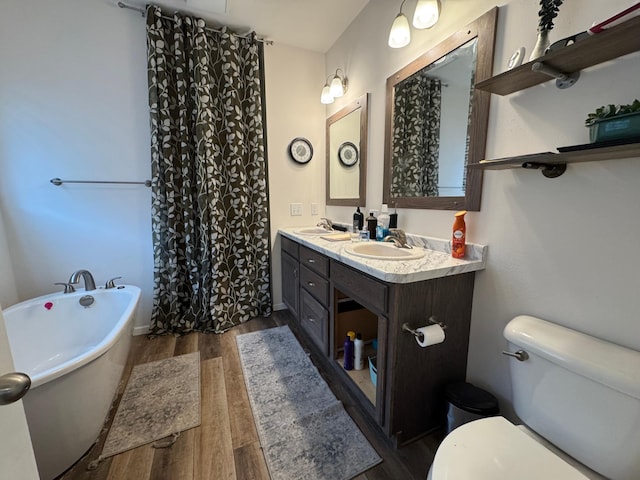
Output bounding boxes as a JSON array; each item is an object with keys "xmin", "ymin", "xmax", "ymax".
[{"xmin": 430, "ymin": 417, "xmax": 590, "ymax": 480}]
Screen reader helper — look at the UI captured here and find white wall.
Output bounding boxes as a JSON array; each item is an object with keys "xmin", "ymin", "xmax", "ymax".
[
  {"xmin": 0, "ymin": 2, "xmax": 150, "ymax": 469},
  {"xmin": 325, "ymin": 0, "xmax": 640, "ymax": 417},
  {"xmin": 438, "ymin": 82, "xmax": 468, "ymax": 196},
  {"xmin": 264, "ymin": 44, "xmax": 327, "ymax": 309},
  {"xmin": 0, "ymin": 0, "xmax": 326, "ymax": 328},
  {"xmin": 0, "ymin": 0, "xmax": 153, "ymax": 332},
  {"xmin": 0, "ymin": 209, "xmax": 18, "ymax": 309}
]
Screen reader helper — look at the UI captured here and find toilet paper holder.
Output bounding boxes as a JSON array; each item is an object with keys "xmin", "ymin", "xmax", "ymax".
[{"xmin": 402, "ymin": 316, "xmax": 447, "ymax": 341}]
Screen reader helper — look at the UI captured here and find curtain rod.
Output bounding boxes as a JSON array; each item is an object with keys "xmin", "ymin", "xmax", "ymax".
[{"xmin": 117, "ymin": 2, "xmax": 273, "ymax": 45}]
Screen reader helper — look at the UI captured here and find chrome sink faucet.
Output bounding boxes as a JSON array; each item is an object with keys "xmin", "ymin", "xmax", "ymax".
[
  {"xmin": 383, "ymin": 228, "xmax": 412, "ymax": 248},
  {"xmin": 317, "ymin": 217, "xmax": 333, "ymax": 230},
  {"xmin": 69, "ymin": 269, "xmax": 97, "ymax": 291}
]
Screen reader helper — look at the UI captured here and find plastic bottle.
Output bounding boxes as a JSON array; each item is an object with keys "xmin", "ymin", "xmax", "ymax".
[
  {"xmin": 376, "ymin": 204, "xmax": 390, "ymax": 241},
  {"xmin": 354, "ymin": 333, "xmax": 364, "ymax": 370},
  {"xmin": 452, "ymin": 210, "xmax": 467, "ymax": 259},
  {"xmin": 366, "ymin": 212, "xmax": 377, "ymax": 240},
  {"xmin": 389, "ymin": 206, "xmax": 398, "ymax": 229},
  {"xmin": 353, "ymin": 206, "xmax": 364, "ymax": 232},
  {"xmin": 343, "ymin": 335, "xmax": 354, "ymax": 371}
]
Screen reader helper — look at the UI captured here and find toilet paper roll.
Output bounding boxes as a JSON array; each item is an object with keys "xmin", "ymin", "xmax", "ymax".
[{"xmin": 415, "ymin": 324, "xmax": 445, "ymax": 347}]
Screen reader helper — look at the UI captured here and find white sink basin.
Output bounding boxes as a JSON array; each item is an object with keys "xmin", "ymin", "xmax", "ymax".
[
  {"xmin": 344, "ymin": 242, "xmax": 425, "ymax": 261},
  {"xmin": 295, "ymin": 227, "xmax": 333, "ymax": 235}
]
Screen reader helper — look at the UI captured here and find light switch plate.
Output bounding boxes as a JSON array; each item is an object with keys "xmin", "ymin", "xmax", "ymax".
[
  {"xmin": 310, "ymin": 203, "xmax": 319, "ymax": 215},
  {"xmin": 290, "ymin": 203, "xmax": 303, "ymax": 216}
]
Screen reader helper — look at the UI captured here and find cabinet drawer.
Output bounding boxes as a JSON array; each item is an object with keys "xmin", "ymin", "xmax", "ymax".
[
  {"xmin": 300, "ymin": 246, "xmax": 329, "ymax": 277},
  {"xmin": 331, "ymin": 261, "xmax": 388, "ymax": 314},
  {"xmin": 300, "ymin": 266, "xmax": 329, "ymax": 307},
  {"xmin": 300, "ymin": 289, "xmax": 329, "ymax": 355},
  {"xmin": 281, "ymin": 235, "xmax": 299, "ymax": 259}
]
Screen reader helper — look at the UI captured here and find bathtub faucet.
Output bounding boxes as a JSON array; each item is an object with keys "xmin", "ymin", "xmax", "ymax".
[{"xmin": 69, "ymin": 270, "xmax": 97, "ymax": 291}]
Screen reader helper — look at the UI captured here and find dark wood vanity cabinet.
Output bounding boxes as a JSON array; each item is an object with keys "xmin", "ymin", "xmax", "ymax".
[
  {"xmin": 383, "ymin": 270, "xmax": 475, "ymax": 444},
  {"xmin": 282, "ymin": 237, "xmax": 331, "ymax": 355},
  {"xmin": 281, "ymin": 236, "xmax": 300, "ymax": 319},
  {"xmin": 280, "ymin": 236, "xmax": 475, "ymax": 446}
]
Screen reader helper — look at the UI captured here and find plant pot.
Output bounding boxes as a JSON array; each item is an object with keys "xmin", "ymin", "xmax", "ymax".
[
  {"xmin": 589, "ymin": 112, "xmax": 640, "ymax": 143},
  {"xmin": 529, "ymin": 29, "xmax": 550, "ymax": 61}
]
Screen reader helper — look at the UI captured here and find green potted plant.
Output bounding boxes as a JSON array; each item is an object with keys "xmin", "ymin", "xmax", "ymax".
[{"xmin": 585, "ymin": 99, "xmax": 640, "ymax": 143}]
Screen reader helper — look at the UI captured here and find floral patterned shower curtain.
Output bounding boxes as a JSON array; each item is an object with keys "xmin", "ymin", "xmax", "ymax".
[
  {"xmin": 146, "ymin": 5, "xmax": 272, "ymax": 334},
  {"xmin": 391, "ymin": 74, "xmax": 441, "ymax": 197}
]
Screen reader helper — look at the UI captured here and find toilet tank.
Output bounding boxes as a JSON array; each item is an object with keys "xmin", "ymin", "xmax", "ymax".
[{"xmin": 504, "ymin": 315, "xmax": 640, "ymax": 480}]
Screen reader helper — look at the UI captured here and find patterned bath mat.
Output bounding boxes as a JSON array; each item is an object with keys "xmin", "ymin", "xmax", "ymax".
[
  {"xmin": 100, "ymin": 351, "xmax": 201, "ymax": 459},
  {"xmin": 236, "ymin": 325, "xmax": 382, "ymax": 480}
]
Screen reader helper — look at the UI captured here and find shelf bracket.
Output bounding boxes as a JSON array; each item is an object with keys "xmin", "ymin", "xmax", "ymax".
[
  {"xmin": 521, "ymin": 161, "xmax": 567, "ymax": 178},
  {"xmin": 532, "ymin": 62, "xmax": 580, "ymax": 89}
]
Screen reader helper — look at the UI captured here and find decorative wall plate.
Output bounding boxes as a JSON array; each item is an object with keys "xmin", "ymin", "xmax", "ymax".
[
  {"xmin": 338, "ymin": 141, "xmax": 359, "ymax": 167},
  {"xmin": 507, "ymin": 47, "xmax": 525, "ymax": 70},
  {"xmin": 288, "ymin": 137, "xmax": 313, "ymax": 164}
]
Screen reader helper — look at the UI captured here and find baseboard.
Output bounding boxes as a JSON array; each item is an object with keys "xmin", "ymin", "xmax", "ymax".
[{"xmin": 133, "ymin": 306, "xmax": 287, "ymax": 335}]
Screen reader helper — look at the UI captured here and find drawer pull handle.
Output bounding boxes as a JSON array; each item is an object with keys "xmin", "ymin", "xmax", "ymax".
[
  {"xmin": 307, "ymin": 259, "xmax": 316, "ymax": 264},
  {"xmin": 308, "ymin": 316, "xmax": 316, "ymax": 323},
  {"xmin": 307, "ymin": 281, "xmax": 315, "ymax": 287}
]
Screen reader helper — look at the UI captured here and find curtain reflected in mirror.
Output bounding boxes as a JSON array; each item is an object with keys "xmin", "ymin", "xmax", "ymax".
[
  {"xmin": 391, "ymin": 76, "xmax": 441, "ymax": 197},
  {"xmin": 383, "ymin": 8, "xmax": 498, "ymax": 211},
  {"xmin": 390, "ymin": 38, "xmax": 476, "ymax": 199}
]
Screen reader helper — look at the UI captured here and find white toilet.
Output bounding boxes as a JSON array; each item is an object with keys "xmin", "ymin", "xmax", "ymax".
[{"xmin": 428, "ymin": 315, "xmax": 640, "ymax": 480}]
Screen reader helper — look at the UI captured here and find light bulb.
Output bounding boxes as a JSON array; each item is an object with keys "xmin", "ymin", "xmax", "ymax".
[
  {"xmin": 329, "ymin": 75, "xmax": 344, "ymax": 98},
  {"xmin": 388, "ymin": 12, "xmax": 411, "ymax": 48},
  {"xmin": 320, "ymin": 85, "xmax": 334, "ymax": 104},
  {"xmin": 413, "ymin": 0, "xmax": 440, "ymax": 29}
]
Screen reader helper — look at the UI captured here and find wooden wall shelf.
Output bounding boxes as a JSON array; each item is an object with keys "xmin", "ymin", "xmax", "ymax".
[
  {"xmin": 476, "ymin": 15, "xmax": 640, "ymax": 96},
  {"xmin": 468, "ymin": 142, "xmax": 640, "ymax": 178}
]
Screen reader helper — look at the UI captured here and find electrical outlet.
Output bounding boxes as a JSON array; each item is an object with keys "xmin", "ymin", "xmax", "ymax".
[
  {"xmin": 310, "ymin": 203, "xmax": 319, "ymax": 215},
  {"xmin": 290, "ymin": 203, "xmax": 303, "ymax": 216}
]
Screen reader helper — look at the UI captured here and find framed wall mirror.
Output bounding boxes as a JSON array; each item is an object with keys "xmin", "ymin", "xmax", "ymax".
[
  {"xmin": 326, "ymin": 93, "xmax": 369, "ymax": 207},
  {"xmin": 383, "ymin": 8, "xmax": 498, "ymax": 211}
]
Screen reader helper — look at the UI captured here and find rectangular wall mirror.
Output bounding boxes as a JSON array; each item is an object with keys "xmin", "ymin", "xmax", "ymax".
[
  {"xmin": 383, "ymin": 8, "xmax": 498, "ymax": 211},
  {"xmin": 326, "ymin": 93, "xmax": 369, "ymax": 207}
]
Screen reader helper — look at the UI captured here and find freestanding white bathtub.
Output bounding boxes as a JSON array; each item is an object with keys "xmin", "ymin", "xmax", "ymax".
[{"xmin": 3, "ymin": 285, "xmax": 141, "ymax": 480}]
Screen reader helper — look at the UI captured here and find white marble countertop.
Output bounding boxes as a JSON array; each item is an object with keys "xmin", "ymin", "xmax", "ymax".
[{"xmin": 279, "ymin": 227, "xmax": 487, "ymax": 284}]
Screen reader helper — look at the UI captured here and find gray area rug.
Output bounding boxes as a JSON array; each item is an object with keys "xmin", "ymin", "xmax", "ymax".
[
  {"xmin": 236, "ymin": 325, "xmax": 382, "ymax": 480},
  {"xmin": 100, "ymin": 351, "xmax": 201, "ymax": 458}
]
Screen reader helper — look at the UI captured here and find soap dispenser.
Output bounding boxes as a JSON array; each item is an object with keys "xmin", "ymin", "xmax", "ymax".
[
  {"xmin": 389, "ymin": 206, "xmax": 398, "ymax": 229},
  {"xmin": 376, "ymin": 204, "xmax": 390, "ymax": 241},
  {"xmin": 366, "ymin": 212, "xmax": 377, "ymax": 240},
  {"xmin": 353, "ymin": 207, "xmax": 364, "ymax": 232}
]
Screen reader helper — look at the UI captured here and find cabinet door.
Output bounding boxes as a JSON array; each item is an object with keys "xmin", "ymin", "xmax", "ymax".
[
  {"xmin": 386, "ymin": 272, "xmax": 475, "ymax": 444},
  {"xmin": 300, "ymin": 289, "xmax": 329, "ymax": 355},
  {"xmin": 281, "ymin": 250, "xmax": 299, "ymax": 320}
]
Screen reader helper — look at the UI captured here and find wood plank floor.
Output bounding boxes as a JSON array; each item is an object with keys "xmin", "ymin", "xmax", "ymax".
[{"xmin": 60, "ymin": 311, "xmax": 442, "ymax": 480}]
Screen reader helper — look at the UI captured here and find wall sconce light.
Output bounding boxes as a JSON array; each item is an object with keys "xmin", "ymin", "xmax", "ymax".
[
  {"xmin": 388, "ymin": 0, "xmax": 411, "ymax": 49},
  {"xmin": 320, "ymin": 69, "xmax": 348, "ymax": 104},
  {"xmin": 413, "ymin": 0, "xmax": 441, "ymax": 29},
  {"xmin": 389, "ymin": 0, "xmax": 442, "ymax": 48}
]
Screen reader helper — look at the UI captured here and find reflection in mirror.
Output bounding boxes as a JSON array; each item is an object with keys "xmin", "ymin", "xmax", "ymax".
[
  {"xmin": 391, "ymin": 38, "xmax": 476, "ymax": 198},
  {"xmin": 326, "ymin": 93, "xmax": 369, "ymax": 207},
  {"xmin": 383, "ymin": 8, "xmax": 498, "ymax": 211}
]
